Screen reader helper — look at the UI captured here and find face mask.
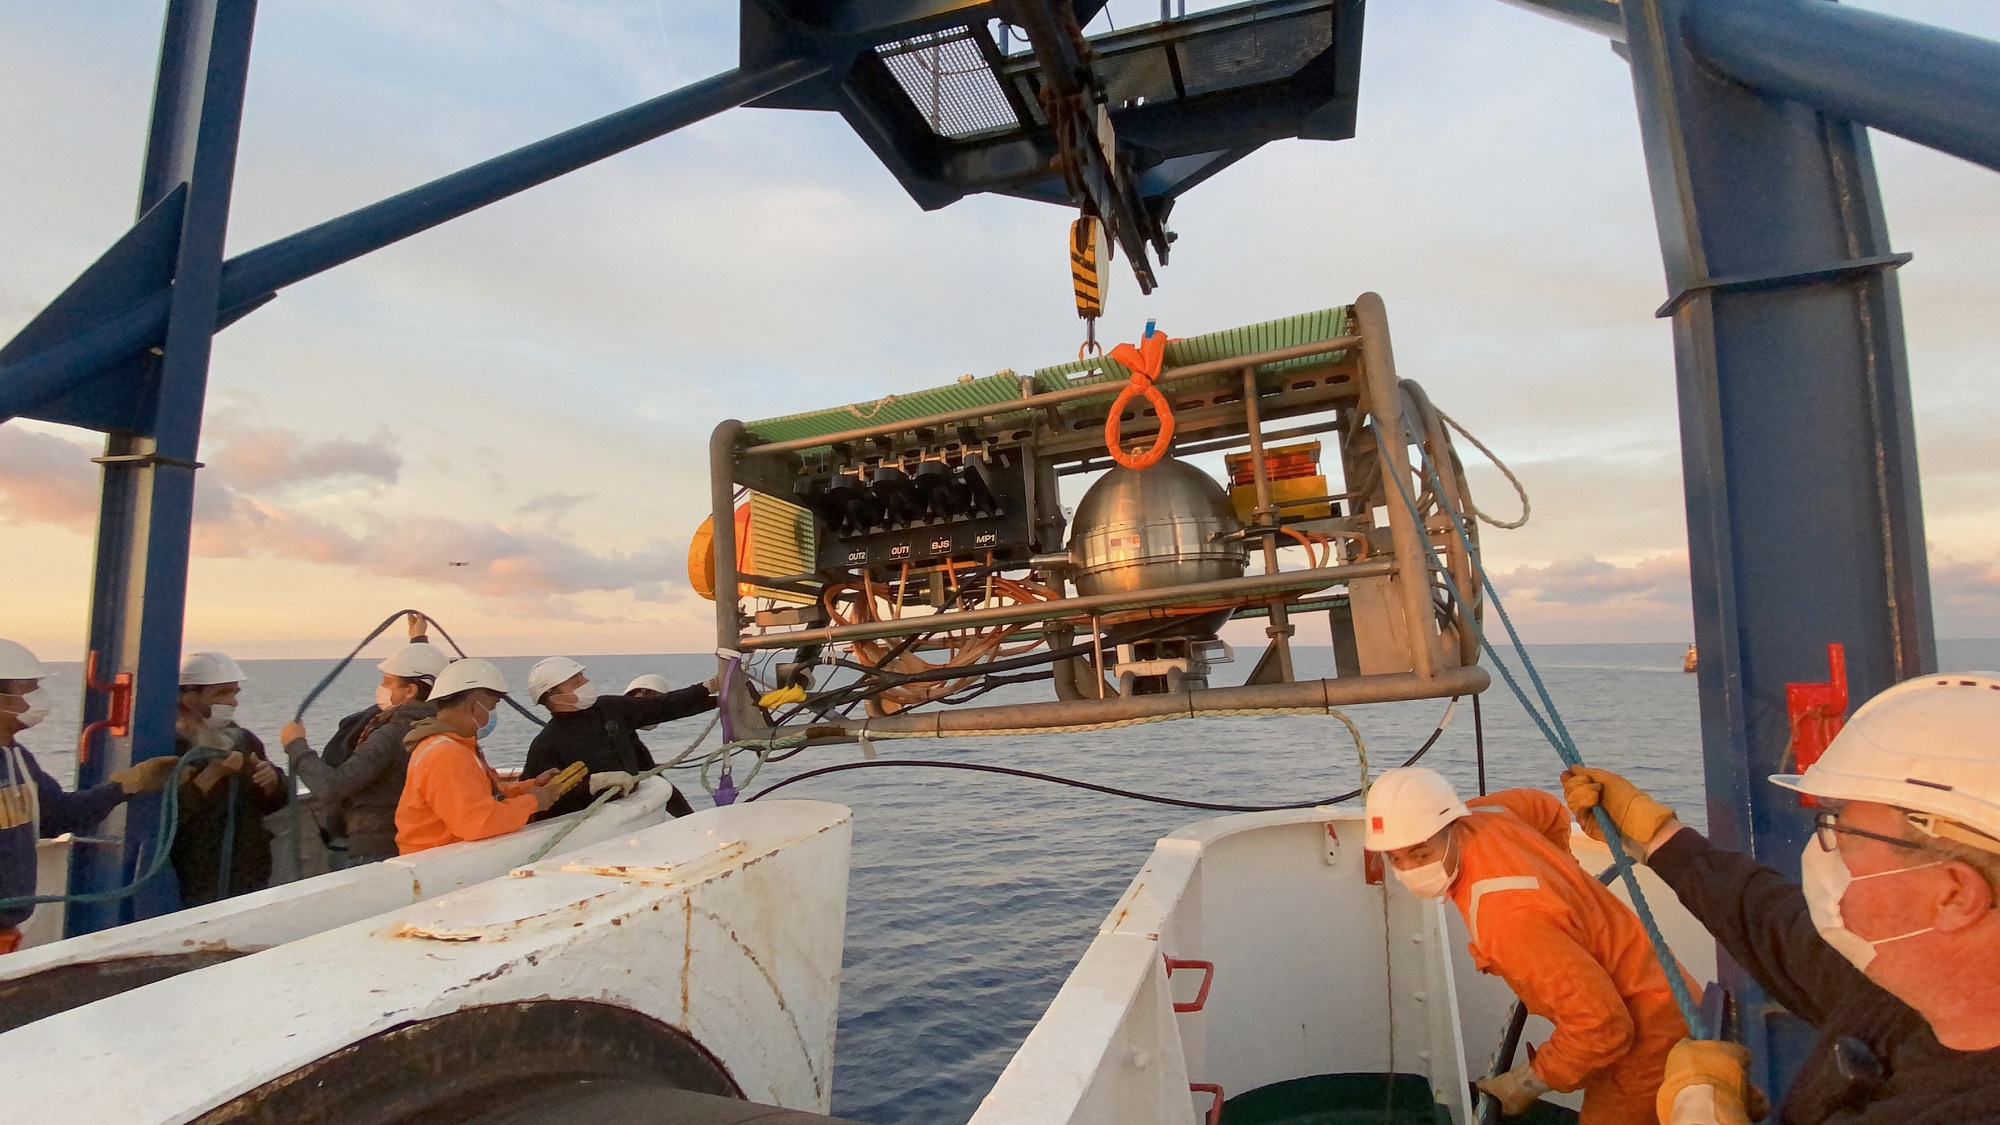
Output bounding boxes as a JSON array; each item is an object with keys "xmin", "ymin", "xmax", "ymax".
[
  {"xmin": 1800, "ymin": 840, "xmax": 1942, "ymax": 971},
  {"xmin": 202, "ymin": 703, "xmax": 237, "ymax": 730},
  {"xmin": 1394, "ymin": 858, "xmax": 1456, "ymax": 899},
  {"xmin": 375, "ymin": 684, "xmax": 396, "ymax": 709},
  {"xmin": 5, "ymin": 687, "xmax": 50, "ymax": 730},
  {"xmin": 477, "ymin": 703, "xmax": 500, "ymax": 740},
  {"xmin": 562, "ymin": 685, "xmax": 600, "ymax": 712}
]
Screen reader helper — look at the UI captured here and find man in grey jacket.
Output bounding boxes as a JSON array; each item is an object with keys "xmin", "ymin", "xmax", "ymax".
[{"xmin": 280, "ymin": 642, "xmax": 448, "ymax": 866}]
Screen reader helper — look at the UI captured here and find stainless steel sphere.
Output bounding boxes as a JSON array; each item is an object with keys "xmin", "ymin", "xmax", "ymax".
[{"xmin": 1069, "ymin": 458, "xmax": 1247, "ymax": 597}]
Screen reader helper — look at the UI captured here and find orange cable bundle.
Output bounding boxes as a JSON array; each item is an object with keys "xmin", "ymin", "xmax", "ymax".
[{"xmin": 1104, "ymin": 326, "xmax": 1175, "ymax": 470}]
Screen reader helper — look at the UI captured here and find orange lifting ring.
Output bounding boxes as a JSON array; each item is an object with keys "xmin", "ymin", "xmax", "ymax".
[{"xmin": 1103, "ymin": 327, "xmax": 1175, "ymax": 470}]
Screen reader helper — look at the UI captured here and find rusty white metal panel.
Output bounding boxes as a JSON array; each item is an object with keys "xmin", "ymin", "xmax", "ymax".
[
  {"xmin": 0, "ymin": 799, "xmax": 852, "ymax": 1123},
  {"xmin": 0, "ymin": 778, "xmax": 679, "ymax": 985}
]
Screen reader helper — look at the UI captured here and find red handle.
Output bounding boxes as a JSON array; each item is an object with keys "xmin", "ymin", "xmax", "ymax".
[
  {"xmin": 77, "ymin": 650, "xmax": 134, "ymax": 765},
  {"xmin": 1191, "ymin": 1083, "xmax": 1225, "ymax": 1125},
  {"xmin": 1785, "ymin": 643, "xmax": 1848, "ymax": 806},
  {"xmin": 1164, "ymin": 956, "xmax": 1215, "ymax": 1013}
]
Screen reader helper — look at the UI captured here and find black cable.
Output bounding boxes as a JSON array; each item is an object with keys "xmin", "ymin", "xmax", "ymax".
[
  {"xmin": 745, "ymin": 697, "xmax": 1460, "ymax": 808},
  {"xmin": 1472, "ymin": 688, "xmax": 1488, "ymax": 792},
  {"xmin": 292, "ymin": 609, "xmax": 545, "ymax": 728}
]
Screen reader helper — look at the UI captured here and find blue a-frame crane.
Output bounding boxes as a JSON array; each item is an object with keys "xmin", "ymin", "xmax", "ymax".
[{"xmin": 2, "ymin": 0, "xmax": 1998, "ymax": 1098}]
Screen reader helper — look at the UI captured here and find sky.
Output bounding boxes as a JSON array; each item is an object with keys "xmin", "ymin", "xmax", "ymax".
[{"xmin": 4, "ymin": 0, "xmax": 2000, "ymax": 659}]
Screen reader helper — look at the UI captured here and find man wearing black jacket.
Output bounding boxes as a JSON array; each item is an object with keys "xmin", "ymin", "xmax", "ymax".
[
  {"xmin": 521, "ymin": 657, "xmax": 709, "ymax": 819},
  {"xmin": 1563, "ymin": 672, "xmax": 2000, "ymax": 1125}
]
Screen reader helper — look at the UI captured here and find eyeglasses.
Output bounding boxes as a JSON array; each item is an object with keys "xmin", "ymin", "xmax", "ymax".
[{"xmin": 1812, "ymin": 810, "xmax": 1945, "ymax": 855}]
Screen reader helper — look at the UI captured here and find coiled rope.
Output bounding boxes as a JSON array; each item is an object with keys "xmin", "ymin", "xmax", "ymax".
[
  {"xmin": 0, "ymin": 748, "xmax": 231, "ymax": 911},
  {"xmin": 1382, "ymin": 435, "xmax": 1709, "ymax": 1040},
  {"xmin": 1435, "ymin": 408, "xmax": 1530, "ymax": 530}
]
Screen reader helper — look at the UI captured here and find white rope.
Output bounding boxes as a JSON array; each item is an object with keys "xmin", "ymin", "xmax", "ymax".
[
  {"xmin": 1437, "ymin": 408, "xmax": 1531, "ymax": 530},
  {"xmin": 1328, "ymin": 707, "xmax": 1368, "ymax": 791}
]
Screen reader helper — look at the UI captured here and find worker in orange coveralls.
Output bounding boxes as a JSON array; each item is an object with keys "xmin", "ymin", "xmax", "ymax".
[
  {"xmin": 1364, "ymin": 767, "xmax": 1696, "ymax": 1124},
  {"xmin": 396, "ymin": 658, "xmax": 558, "ymax": 854}
]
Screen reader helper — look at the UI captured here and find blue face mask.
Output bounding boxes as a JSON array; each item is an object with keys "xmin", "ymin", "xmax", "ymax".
[{"xmin": 477, "ymin": 703, "xmax": 500, "ymax": 740}]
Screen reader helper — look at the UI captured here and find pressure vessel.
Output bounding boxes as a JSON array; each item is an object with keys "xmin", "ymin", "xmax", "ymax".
[{"xmin": 1069, "ymin": 458, "xmax": 1246, "ymax": 597}]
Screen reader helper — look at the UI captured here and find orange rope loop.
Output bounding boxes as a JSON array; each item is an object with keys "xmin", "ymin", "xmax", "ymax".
[{"xmin": 1104, "ymin": 328, "xmax": 1176, "ymax": 470}]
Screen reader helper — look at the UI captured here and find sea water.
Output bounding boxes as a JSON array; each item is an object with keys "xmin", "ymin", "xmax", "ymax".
[{"xmin": 20, "ymin": 640, "xmax": 2000, "ymax": 1123}]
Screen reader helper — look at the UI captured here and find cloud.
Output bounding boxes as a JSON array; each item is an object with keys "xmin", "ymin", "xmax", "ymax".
[
  {"xmin": 1491, "ymin": 553, "xmax": 1691, "ymax": 608},
  {"xmin": 0, "ymin": 424, "xmax": 676, "ymax": 603},
  {"xmin": 1928, "ymin": 554, "xmax": 2000, "ymax": 637},
  {"xmin": 203, "ymin": 421, "xmax": 401, "ymax": 494},
  {"xmin": 0, "ymin": 425, "xmax": 98, "ymax": 531}
]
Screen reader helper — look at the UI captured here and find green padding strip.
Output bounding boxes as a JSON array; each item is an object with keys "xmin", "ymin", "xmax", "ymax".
[
  {"xmin": 1219, "ymin": 1072, "xmax": 1578, "ymax": 1125},
  {"xmin": 744, "ymin": 306, "xmax": 1353, "ymax": 447}
]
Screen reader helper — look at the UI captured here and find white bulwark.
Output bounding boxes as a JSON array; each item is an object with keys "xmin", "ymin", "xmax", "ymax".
[{"xmin": 0, "ymin": 799, "xmax": 853, "ymax": 1124}]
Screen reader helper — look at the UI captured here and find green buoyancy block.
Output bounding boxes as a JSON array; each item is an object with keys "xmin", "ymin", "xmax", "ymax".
[
  {"xmin": 1217, "ymin": 1073, "xmax": 1580, "ymax": 1125},
  {"xmin": 743, "ymin": 307, "xmax": 1354, "ymax": 449}
]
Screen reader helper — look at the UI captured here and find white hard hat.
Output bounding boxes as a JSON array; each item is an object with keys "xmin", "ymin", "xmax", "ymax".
[
  {"xmin": 377, "ymin": 641, "xmax": 450, "ymax": 681},
  {"xmin": 1364, "ymin": 767, "xmax": 1471, "ymax": 851},
  {"xmin": 528, "ymin": 657, "xmax": 586, "ymax": 704},
  {"xmin": 430, "ymin": 658, "xmax": 508, "ymax": 700},
  {"xmin": 1773, "ymin": 671, "xmax": 2000, "ymax": 845},
  {"xmin": 180, "ymin": 651, "xmax": 248, "ymax": 687},
  {"xmin": 625, "ymin": 674, "xmax": 672, "ymax": 695},
  {"xmin": 0, "ymin": 639, "xmax": 49, "ymax": 682}
]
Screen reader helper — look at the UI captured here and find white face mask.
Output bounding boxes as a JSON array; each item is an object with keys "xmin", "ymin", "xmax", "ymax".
[
  {"xmin": 5, "ymin": 687, "xmax": 50, "ymax": 730},
  {"xmin": 375, "ymin": 684, "xmax": 395, "ymax": 709},
  {"xmin": 1800, "ymin": 839, "xmax": 1941, "ymax": 971},
  {"xmin": 202, "ymin": 702, "xmax": 237, "ymax": 730},
  {"xmin": 568, "ymin": 685, "xmax": 600, "ymax": 711},
  {"xmin": 1394, "ymin": 859, "xmax": 1455, "ymax": 899}
]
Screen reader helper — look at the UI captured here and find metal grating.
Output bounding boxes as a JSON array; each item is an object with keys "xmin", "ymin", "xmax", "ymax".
[{"xmin": 876, "ymin": 28, "xmax": 1022, "ymax": 139}]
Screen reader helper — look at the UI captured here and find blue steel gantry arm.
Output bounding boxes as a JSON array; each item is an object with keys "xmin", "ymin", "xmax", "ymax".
[
  {"xmin": 1611, "ymin": 0, "xmax": 2000, "ymax": 1097},
  {"xmin": 3, "ymin": 0, "xmax": 823, "ymax": 932}
]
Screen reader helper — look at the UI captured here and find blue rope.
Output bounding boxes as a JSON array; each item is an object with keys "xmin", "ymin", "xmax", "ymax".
[
  {"xmin": 0, "ymin": 749, "xmax": 229, "ymax": 911},
  {"xmin": 1382, "ymin": 440, "xmax": 1711, "ymax": 1040}
]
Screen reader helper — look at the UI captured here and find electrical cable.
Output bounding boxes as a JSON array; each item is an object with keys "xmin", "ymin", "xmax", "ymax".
[
  {"xmin": 744, "ymin": 697, "xmax": 1459, "ymax": 808},
  {"xmin": 1474, "ymin": 693, "xmax": 1488, "ymax": 796},
  {"xmin": 282, "ymin": 609, "xmax": 546, "ymax": 881}
]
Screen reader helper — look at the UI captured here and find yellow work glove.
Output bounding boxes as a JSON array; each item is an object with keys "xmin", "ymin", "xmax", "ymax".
[
  {"xmin": 758, "ymin": 684, "xmax": 807, "ymax": 709},
  {"xmin": 1474, "ymin": 1058, "xmax": 1552, "ymax": 1117},
  {"xmin": 108, "ymin": 755, "xmax": 180, "ymax": 795},
  {"xmin": 1561, "ymin": 766, "xmax": 1677, "ymax": 851},
  {"xmin": 1657, "ymin": 1039, "xmax": 1765, "ymax": 1125}
]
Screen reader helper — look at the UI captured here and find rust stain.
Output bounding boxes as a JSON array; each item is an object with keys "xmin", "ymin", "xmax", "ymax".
[
  {"xmin": 693, "ymin": 904, "xmax": 825, "ymax": 1100},
  {"xmin": 680, "ymin": 896, "xmax": 693, "ymax": 1021}
]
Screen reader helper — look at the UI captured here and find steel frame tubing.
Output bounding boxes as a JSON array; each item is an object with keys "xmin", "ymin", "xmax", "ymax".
[
  {"xmin": 807, "ymin": 663, "xmax": 1490, "ymax": 741},
  {"xmin": 735, "ymin": 560, "xmax": 1397, "ymax": 651},
  {"xmin": 1621, "ymin": 0, "xmax": 1933, "ymax": 1091},
  {"xmin": 1686, "ymin": 0, "xmax": 2000, "ymax": 177},
  {"xmin": 68, "ymin": 0, "xmax": 261, "ymax": 932},
  {"xmin": 1353, "ymin": 293, "xmax": 1441, "ymax": 679},
  {"xmin": 0, "ymin": 57, "xmax": 827, "ymax": 425}
]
